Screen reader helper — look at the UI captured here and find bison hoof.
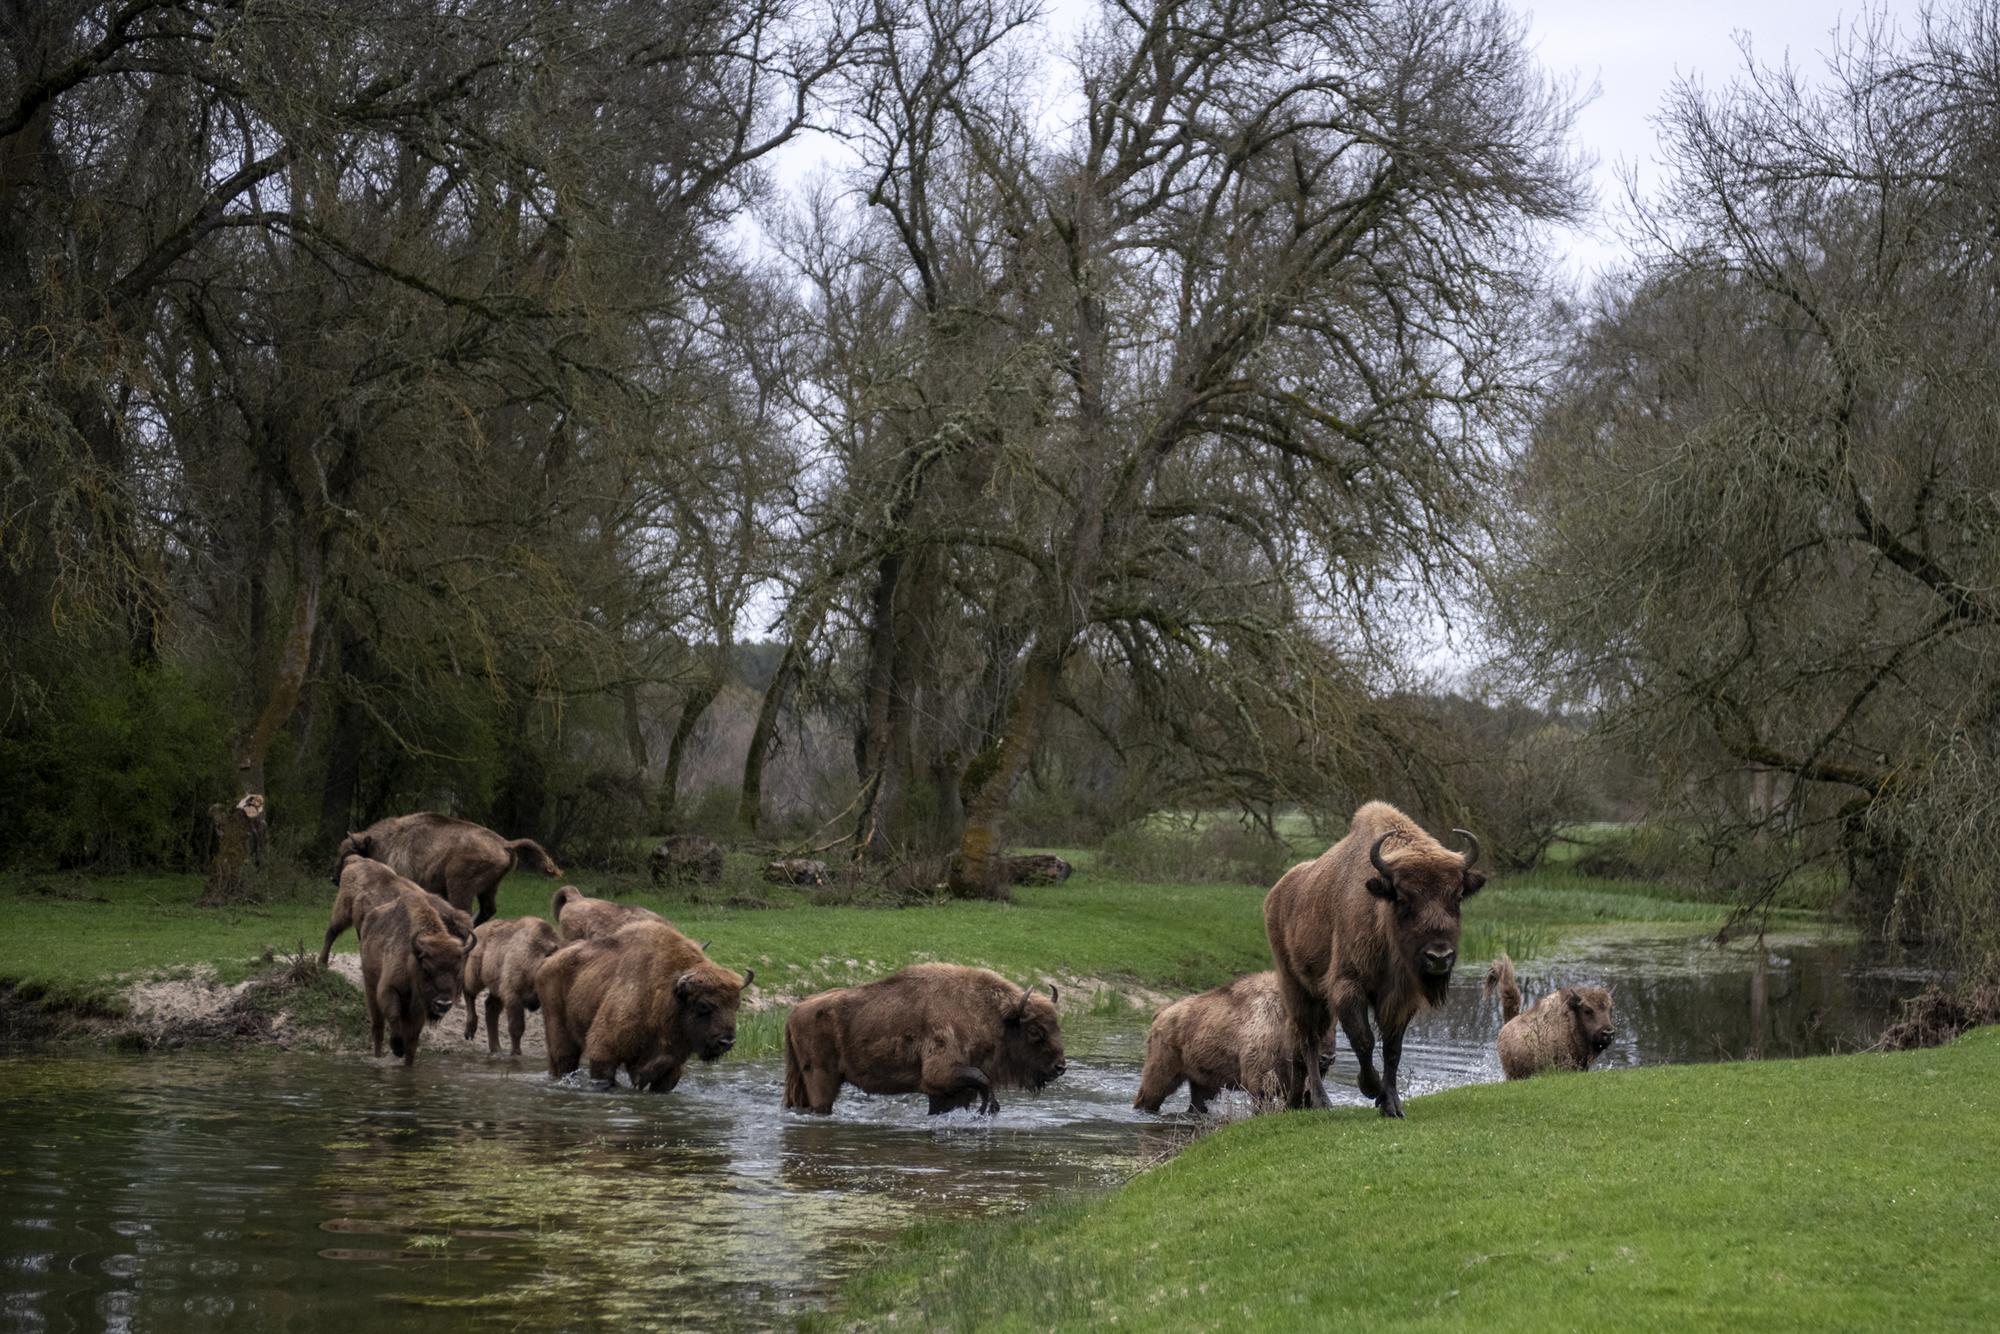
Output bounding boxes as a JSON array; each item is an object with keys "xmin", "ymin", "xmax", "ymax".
[{"xmin": 1376, "ymin": 1091, "xmax": 1405, "ymax": 1118}]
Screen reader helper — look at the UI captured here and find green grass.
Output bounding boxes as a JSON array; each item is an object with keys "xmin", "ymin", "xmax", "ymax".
[
  {"xmin": 813, "ymin": 1027, "xmax": 2000, "ymax": 1332},
  {"xmin": 0, "ymin": 856, "xmax": 1738, "ymax": 1028}
]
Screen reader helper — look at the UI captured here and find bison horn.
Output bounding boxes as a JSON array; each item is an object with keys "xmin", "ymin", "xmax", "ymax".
[
  {"xmin": 1047, "ymin": 983, "xmax": 1058, "ymax": 1006},
  {"xmin": 740, "ymin": 968, "xmax": 754, "ymax": 988},
  {"xmin": 1368, "ymin": 832, "xmax": 1399, "ymax": 887},
  {"xmin": 1451, "ymin": 828, "xmax": 1482, "ymax": 871}
]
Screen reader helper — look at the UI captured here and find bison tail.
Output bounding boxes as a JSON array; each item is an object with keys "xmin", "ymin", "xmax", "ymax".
[
  {"xmin": 509, "ymin": 838, "xmax": 562, "ymax": 878},
  {"xmin": 1484, "ymin": 952, "xmax": 1522, "ymax": 1024},
  {"xmin": 551, "ymin": 884, "xmax": 581, "ymax": 921}
]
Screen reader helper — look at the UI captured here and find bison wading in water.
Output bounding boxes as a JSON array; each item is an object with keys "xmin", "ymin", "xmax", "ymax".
[
  {"xmin": 535, "ymin": 921, "xmax": 752, "ymax": 1091},
  {"xmin": 358, "ymin": 890, "xmax": 468, "ymax": 1066},
  {"xmin": 333, "ymin": 812, "xmax": 561, "ymax": 926},
  {"xmin": 1265, "ymin": 801, "xmax": 1485, "ymax": 1116},
  {"xmin": 1485, "ymin": 953, "xmax": 1616, "ymax": 1080},
  {"xmin": 782, "ymin": 964, "xmax": 1065, "ymax": 1116},
  {"xmin": 321, "ymin": 855, "xmax": 474, "ymax": 966},
  {"xmin": 460, "ymin": 915, "xmax": 561, "ymax": 1055},
  {"xmin": 1133, "ymin": 971, "xmax": 1331, "ymax": 1114},
  {"xmin": 551, "ymin": 885, "xmax": 669, "ymax": 941}
]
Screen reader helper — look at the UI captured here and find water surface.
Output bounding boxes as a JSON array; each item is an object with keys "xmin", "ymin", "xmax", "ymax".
[{"xmin": 0, "ymin": 933, "xmax": 1923, "ymax": 1331}]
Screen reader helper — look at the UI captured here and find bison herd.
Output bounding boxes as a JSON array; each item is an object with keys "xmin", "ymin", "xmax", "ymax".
[{"xmin": 319, "ymin": 800, "xmax": 1615, "ymax": 1116}]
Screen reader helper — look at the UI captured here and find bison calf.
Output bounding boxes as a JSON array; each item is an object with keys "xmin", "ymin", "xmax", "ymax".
[
  {"xmin": 1485, "ymin": 954, "xmax": 1616, "ymax": 1080},
  {"xmin": 551, "ymin": 885, "xmax": 670, "ymax": 941},
  {"xmin": 536, "ymin": 921, "xmax": 752, "ymax": 1092},
  {"xmin": 783, "ymin": 964, "xmax": 1065, "ymax": 1116},
  {"xmin": 1134, "ymin": 972, "xmax": 1331, "ymax": 1114},
  {"xmin": 322, "ymin": 855, "xmax": 474, "ymax": 966},
  {"xmin": 359, "ymin": 891, "xmax": 468, "ymax": 1066},
  {"xmin": 461, "ymin": 915, "xmax": 561, "ymax": 1055},
  {"xmin": 1265, "ymin": 800, "xmax": 1485, "ymax": 1117}
]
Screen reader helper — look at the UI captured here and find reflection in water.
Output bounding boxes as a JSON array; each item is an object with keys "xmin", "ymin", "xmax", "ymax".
[{"xmin": 0, "ymin": 933, "xmax": 1924, "ymax": 1331}]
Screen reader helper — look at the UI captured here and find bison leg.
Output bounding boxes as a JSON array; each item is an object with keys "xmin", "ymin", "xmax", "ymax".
[
  {"xmin": 545, "ymin": 1011, "xmax": 582, "ymax": 1080},
  {"xmin": 505, "ymin": 1000, "xmax": 527, "ymax": 1056},
  {"xmin": 923, "ymin": 1062, "xmax": 998, "ymax": 1115},
  {"xmin": 366, "ymin": 990, "xmax": 385, "ymax": 1058},
  {"xmin": 484, "ymin": 995, "xmax": 503, "ymax": 1054},
  {"xmin": 463, "ymin": 989, "xmax": 480, "ymax": 1042},
  {"xmin": 1377, "ymin": 1025, "xmax": 1407, "ymax": 1119},
  {"xmin": 1187, "ymin": 1081, "xmax": 1219, "ymax": 1115},
  {"xmin": 1132, "ymin": 1062, "xmax": 1185, "ymax": 1115},
  {"xmin": 1337, "ymin": 1001, "xmax": 1382, "ymax": 1103},
  {"xmin": 586, "ymin": 1056, "xmax": 619, "ymax": 1091},
  {"xmin": 1276, "ymin": 973, "xmax": 1334, "ymax": 1110},
  {"xmin": 319, "ymin": 922, "xmax": 343, "ymax": 970}
]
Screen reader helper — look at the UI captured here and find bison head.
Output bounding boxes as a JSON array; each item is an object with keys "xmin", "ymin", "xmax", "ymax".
[
  {"xmin": 331, "ymin": 831, "xmax": 374, "ymax": 884},
  {"xmin": 673, "ymin": 964, "xmax": 752, "ymax": 1063},
  {"xmin": 1003, "ymin": 984, "xmax": 1067, "ymax": 1090},
  {"xmin": 1364, "ymin": 828, "xmax": 1486, "ymax": 1006},
  {"xmin": 412, "ymin": 931, "xmax": 467, "ymax": 1023},
  {"xmin": 1561, "ymin": 985, "xmax": 1616, "ymax": 1055}
]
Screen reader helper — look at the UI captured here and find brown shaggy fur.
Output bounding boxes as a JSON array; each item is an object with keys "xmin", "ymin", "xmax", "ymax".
[
  {"xmin": 1133, "ymin": 971, "xmax": 1333, "ymax": 1113},
  {"xmin": 535, "ymin": 921, "xmax": 752, "ymax": 1091},
  {"xmin": 321, "ymin": 856, "xmax": 474, "ymax": 966},
  {"xmin": 460, "ymin": 915, "xmax": 561, "ymax": 1055},
  {"xmin": 358, "ymin": 890, "xmax": 467, "ymax": 1066},
  {"xmin": 782, "ymin": 964, "xmax": 1065, "ymax": 1116},
  {"xmin": 550, "ymin": 885, "xmax": 671, "ymax": 941},
  {"xmin": 1485, "ymin": 953, "xmax": 1615, "ymax": 1080},
  {"xmin": 333, "ymin": 812, "xmax": 562, "ymax": 926},
  {"xmin": 1264, "ymin": 800, "xmax": 1485, "ymax": 1116}
]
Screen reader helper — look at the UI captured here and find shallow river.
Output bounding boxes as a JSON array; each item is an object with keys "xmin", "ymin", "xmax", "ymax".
[{"xmin": 0, "ymin": 933, "xmax": 1923, "ymax": 1331}]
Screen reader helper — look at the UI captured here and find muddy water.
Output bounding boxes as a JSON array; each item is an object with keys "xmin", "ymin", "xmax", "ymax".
[{"xmin": 0, "ymin": 934, "xmax": 1923, "ymax": 1331}]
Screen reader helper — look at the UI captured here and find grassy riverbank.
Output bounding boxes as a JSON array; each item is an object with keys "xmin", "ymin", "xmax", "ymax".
[
  {"xmin": 815, "ymin": 1027, "xmax": 1999, "ymax": 1331},
  {"xmin": 1, "ymin": 853, "xmax": 1733, "ymax": 1042}
]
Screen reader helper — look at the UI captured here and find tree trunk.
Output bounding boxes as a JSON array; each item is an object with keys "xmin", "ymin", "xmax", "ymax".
[
  {"xmin": 317, "ymin": 623, "xmax": 368, "ymax": 851},
  {"xmin": 739, "ymin": 588, "xmax": 834, "ymax": 835},
  {"xmin": 205, "ymin": 527, "xmax": 323, "ymax": 902},
  {"xmin": 850, "ymin": 550, "xmax": 904, "ymax": 855},
  {"xmin": 948, "ymin": 641, "xmax": 1067, "ymax": 899},
  {"xmin": 659, "ymin": 661, "xmax": 724, "ymax": 830}
]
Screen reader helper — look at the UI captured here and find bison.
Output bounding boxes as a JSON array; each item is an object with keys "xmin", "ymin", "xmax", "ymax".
[
  {"xmin": 1264, "ymin": 800, "xmax": 1485, "ymax": 1117},
  {"xmin": 461, "ymin": 915, "xmax": 562, "ymax": 1055},
  {"xmin": 1485, "ymin": 953, "xmax": 1616, "ymax": 1080},
  {"xmin": 782, "ymin": 964, "xmax": 1065, "ymax": 1116},
  {"xmin": 551, "ymin": 885, "xmax": 670, "ymax": 941},
  {"xmin": 321, "ymin": 855, "xmax": 474, "ymax": 967},
  {"xmin": 535, "ymin": 920, "xmax": 752, "ymax": 1092},
  {"xmin": 333, "ymin": 812, "xmax": 561, "ymax": 926},
  {"xmin": 358, "ymin": 889, "xmax": 468, "ymax": 1066},
  {"xmin": 1133, "ymin": 971, "xmax": 1332, "ymax": 1114}
]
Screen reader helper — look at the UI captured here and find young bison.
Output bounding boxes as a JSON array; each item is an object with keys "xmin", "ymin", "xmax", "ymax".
[
  {"xmin": 535, "ymin": 921, "xmax": 752, "ymax": 1092},
  {"xmin": 461, "ymin": 915, "xmax": 561, "ymax": 1055},
  {"xmin": 358, "ymin": 890, "xmax": 468, "ymax": 1066},
  {"xmin": 1133, "ymin": 972, "xmax": 1333, "ymax": 1114},
  {"xmin": 782, "ymin": 964, "xmax": 1065, "ymax": 1116},
  {"xmin": 321, "ymin": 855, "xmax": 474, "ymax": 967},
  {"xmin": 1265, "ymin": 800, "xmax": 1485, "ymax": 1117},
  {"xmin": 551, "ymin": 885, "xmax": 670, "ymax": 941},
  {"xmin": 333, "ymin": 812, "xmax": 561, "ymax": 926},
  {"xmin": 1485, "ymin": 953, "xmax": 1616, "ymax": 1080}
]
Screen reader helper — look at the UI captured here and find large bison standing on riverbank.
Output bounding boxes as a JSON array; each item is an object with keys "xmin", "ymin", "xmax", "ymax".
[
  {"xmin": 1265, "ymin": 801, "xmax": 1484, "ymax": 1116},
  {"xmin": 536, "ymin": 921, "xmax": 751, "ymax": 1091},
  {"xmin": 334, "ymin": 813, "xmax": 562, "ymax": 925},
  {"xmin": 783, "ymin": 965, "xmax": 1065, "ymax": 1115}
]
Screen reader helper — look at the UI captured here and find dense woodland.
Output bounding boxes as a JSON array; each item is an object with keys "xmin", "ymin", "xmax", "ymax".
[{"xmin": 2, "ymin": 1, "xmax": 1995, "ymax": 975}]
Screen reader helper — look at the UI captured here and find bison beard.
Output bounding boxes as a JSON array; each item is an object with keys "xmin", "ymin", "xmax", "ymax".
[
  {"xmin": 1264, "ymin": 801, "xmax": 1485, "ymax": 1117},
  {"xmin": 781, "ymin": 964, "xmax": 1065, "ymax": 1116}
]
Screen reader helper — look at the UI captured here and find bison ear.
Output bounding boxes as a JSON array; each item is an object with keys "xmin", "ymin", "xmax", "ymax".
[
  {"xmin": 1364, "ymin": 876, "xmax": 1397, "ymax": 902},
  {"xmin": 673, "ymin": 971, "xmax": 697, "ymax": 1001},
  {"xmin": 740, "ymin": 968, "xmax": 754, "ymax": 989},
  {"xmin": 1461, "ymin": 871, "xmax": 1487, "ymax": 899},
  {"xmin": 1563, "ymin": 987, "xmax": 1582, "ymax": 1012}
]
